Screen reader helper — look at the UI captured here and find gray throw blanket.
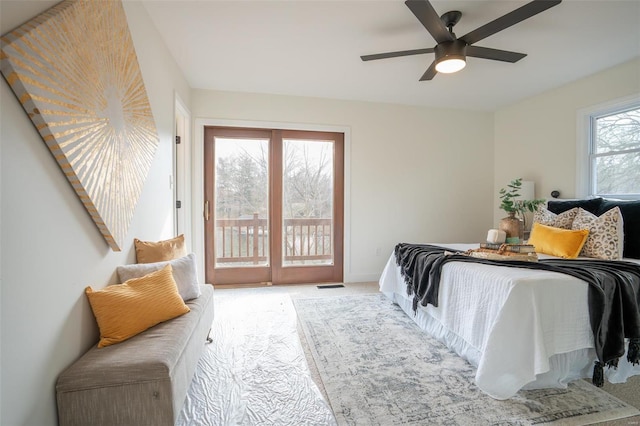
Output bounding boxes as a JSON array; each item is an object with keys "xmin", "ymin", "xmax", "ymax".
[{"xmin": 394, "ymin": 243, "xmax": 640, "ymax": 387}]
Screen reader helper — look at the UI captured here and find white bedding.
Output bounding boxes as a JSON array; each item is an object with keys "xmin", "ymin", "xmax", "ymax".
[{"xmin": 379, "ymin": 243, "xmax": 640, "ymax": 399}]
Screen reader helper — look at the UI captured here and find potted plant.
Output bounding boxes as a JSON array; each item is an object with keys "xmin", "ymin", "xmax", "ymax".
[{"xmin": 498, "ymin": 178, "xmax": 545, "ymax": 241}]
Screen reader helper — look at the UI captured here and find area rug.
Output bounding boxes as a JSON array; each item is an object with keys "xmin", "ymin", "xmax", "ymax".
[{"xmin": 294, "ymin": 294, "xmax": 640, "ymax": 425}]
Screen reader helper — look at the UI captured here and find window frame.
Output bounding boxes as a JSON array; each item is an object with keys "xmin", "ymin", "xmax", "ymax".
[{"xmin": 576, "ymin": 94, "xmax": 640, "ymax": 200}]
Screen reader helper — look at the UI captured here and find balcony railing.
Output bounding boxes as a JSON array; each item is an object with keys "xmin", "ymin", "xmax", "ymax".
[
  {"xmin": 215, "ymin": 214, "xmax": 332, "ymax": 265},
  {"xmin": 283, "ymin": 217, "xmax": 332, "ymax": 263},
  {"xmin": 215, "ymin": 214, "xmax": 268, "ymax": 264}
]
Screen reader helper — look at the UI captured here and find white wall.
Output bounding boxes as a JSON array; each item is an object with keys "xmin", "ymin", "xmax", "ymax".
[
  {"xmin": 191, "ymin": 91, "xmax": 495, "ymax": 281},
  {"xmin": 6, "ymin": 4, "xmax": 632, "ymax": 425},
  {"xmin": 0, "ymin": 2, "xmax": 190, "ymax": 424},
  {"xmin": 493, "ymin": 58, "xmax": 640, "ymax": 224}
]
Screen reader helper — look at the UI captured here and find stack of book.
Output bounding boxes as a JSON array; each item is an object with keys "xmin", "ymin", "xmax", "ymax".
[
  {"xmin": 468, "ymin": 243, "xmax": 538, "ymax": 262},
  {"xmin": 479, "ymin": 243, "xmax": 536, "ymax": 253}
]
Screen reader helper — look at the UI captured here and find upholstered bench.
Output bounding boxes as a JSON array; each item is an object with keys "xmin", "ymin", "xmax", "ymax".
[{"xmin": 56, "ymin": 284, "xmax": 214, "ymax": 426}]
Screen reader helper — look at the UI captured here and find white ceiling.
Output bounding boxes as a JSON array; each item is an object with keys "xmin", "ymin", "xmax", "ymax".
[
  {"xmin": 2, "ymin": 1, "xmax": 638, "ymax": 112},
  {"xmin": 142, "ymin": 0, "xmax": 640, "ymax": 111}
]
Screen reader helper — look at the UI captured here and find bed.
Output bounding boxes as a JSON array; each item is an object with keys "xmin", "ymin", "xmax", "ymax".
[{"xmin": 379, "ymin": 198, "xmax": 640, "ymax": 400}]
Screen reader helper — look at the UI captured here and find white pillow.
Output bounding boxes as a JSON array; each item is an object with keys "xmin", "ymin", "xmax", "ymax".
[
  {"xmin": 571, "ymin": 207, "xmax": 624, "ymax": 260},
  {"xmin": 116, "ymin": 253, "xmax": 201, "ymax": 301}
]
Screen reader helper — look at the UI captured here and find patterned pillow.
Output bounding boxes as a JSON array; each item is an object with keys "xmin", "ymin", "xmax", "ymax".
[
  {"xmin": 533, "ymin": 207, "xmax": 578, "ymax": 229},
  {"xmin": 598, "ymin": 199, "xmax": 640, "ymax": 259},
  {"xmin": 571, "ymin": 207, "xmax": 624, "ymax": 260}
]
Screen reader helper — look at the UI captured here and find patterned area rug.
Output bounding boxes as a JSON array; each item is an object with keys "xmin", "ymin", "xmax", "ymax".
[{"xmin": 294, "ymin": 294, "xmax": 640, "ymax": 425}]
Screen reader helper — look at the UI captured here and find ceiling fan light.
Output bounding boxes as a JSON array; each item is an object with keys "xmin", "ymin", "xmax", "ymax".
[
  {"xmin": 435, "ymin": 57, "xmax": 466, "ymax": 73},
  {"xmin": 434, "ymin": 40, "xmax": 467, "ymax": 74}
]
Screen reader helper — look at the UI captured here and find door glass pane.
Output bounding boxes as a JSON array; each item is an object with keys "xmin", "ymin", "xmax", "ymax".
[
  {"xmin": 282, "ymin": 139, "xmax": 334, "ymax": 266},
  {"xmin": 214, "ymin": 137, "xmax": 269, "ymax": 268}
]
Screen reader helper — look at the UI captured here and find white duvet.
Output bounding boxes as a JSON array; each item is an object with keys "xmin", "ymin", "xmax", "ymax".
[{"xmin": 379, "ymin": 243, "xmax": 640, "ymax": 399}]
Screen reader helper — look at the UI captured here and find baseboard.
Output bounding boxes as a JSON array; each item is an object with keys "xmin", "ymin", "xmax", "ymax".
[{"xmin": 344, "ymin": 273, "xmax": 380, "ymax": 283}]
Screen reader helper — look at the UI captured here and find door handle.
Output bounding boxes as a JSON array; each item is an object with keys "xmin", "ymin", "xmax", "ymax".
[{"xmin": 204, "ymin": 200, "xmax": 210, "ymax": 221}]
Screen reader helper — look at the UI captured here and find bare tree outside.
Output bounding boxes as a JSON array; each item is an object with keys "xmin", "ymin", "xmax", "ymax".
[
  {"xmin": 213, "ymin": 137, "xmax": 335, "ymax": 267},
  {"xmin": 282, "ymin": 139, "xmax": 334, "ymax": 266},
  {"xmin": 214, "ymin": 137, "xmax": 269, "ymax": 267},
  {"xmin": 283, "ymin": 140, "xmax": 333, "ymax": 220},
  {"xmin": 594, "ymin": 108, "xmax": 640, "ymax": 195},
  {"xmin": 215, "ymin": 138, "xmax": 268, "ymax": 219}
]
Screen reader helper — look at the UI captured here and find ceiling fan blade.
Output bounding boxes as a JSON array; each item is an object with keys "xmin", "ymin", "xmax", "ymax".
[
  {"xmin": 405, "ymin": 0, "xmax": 454, "ymax": 44},
  {"xmin": 361, "ymin": 48, "xmax": 434, "ymax": 62},
  {"xmin": 466, "ymin": 46, "xmax": 527, "ymax": 63},
  {"xmin": 460, "ymin": 0, "xmax": 562, "ymax": 46},
  {"xmin": 419, "ymin": 61, "xmax": 438, "ymax": 81}
]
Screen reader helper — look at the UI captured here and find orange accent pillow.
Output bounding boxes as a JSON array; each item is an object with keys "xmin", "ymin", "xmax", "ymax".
[
  {"xmin": 528, "ymin": 223, "xmax": 589, "ymax": 259},
  {"xmin": 134, "ymin": 234, "xmax": 187, "ymax": 264},
  {"xmin": 85, "ymin": 265, "xmax": 190, "ymax": 348}
]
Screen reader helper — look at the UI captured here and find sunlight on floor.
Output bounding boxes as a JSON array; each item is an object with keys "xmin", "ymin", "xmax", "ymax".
[{"xmin": 177, "ymin": 288, "xmax": 340, "ymax": 426}]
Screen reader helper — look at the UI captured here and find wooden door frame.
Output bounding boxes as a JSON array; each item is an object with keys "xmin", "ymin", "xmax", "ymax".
[
  {"xmin": 203, "ymin": 126, "xmax": 344, "ymax": 286},
  {"xmin": 271, "ymin": 130, "xmax": 344, "ymax": 284},
  {"xmin": 204, "ymin": 126, "xmax": 273, "ymax": 285},
  {"xmin": 192, "ymin": 118, "xmax": 351, "ymax": 285}
]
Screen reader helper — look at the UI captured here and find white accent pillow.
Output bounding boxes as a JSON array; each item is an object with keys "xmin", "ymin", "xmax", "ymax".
[
  {"xmin": 571, "ymin": 207, "xmax": 624, "ymax": 260},
  {"xmin": 116, "ymin": 253, "xmax": 201, "ymax": 301}
]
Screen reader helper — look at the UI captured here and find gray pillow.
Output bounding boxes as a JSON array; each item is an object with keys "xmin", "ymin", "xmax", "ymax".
[{"xmin": 116, "ymin": 253, "xmax": 201, "ymax": 301}]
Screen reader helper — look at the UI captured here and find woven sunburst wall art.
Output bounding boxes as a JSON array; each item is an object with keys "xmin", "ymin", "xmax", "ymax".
[{"xmin": 0, "ymin": 0, "xmax": 159, "ymax": 251}]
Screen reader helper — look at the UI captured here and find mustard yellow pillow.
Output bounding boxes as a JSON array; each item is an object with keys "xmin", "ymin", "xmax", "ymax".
[
  {"xmin": 85, "ymin": 265, "xmax": 190, "ymax": 348},
  {"xmin": 134, "ymin": 234, "xmax": 187, "ymax": 264},
  {"xmin": 528, "ymin": 223, "xmax": 590, "ymax": 259}
]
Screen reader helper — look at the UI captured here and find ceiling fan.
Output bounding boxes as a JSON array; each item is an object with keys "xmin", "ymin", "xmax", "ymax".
[{"xmin": 361, "ymin": 0, "xmax": 562, "ymax": 81}]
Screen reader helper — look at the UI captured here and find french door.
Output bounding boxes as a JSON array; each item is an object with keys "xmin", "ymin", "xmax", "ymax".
[{"xmin": 204, "ymin": 126, "xmax": 344, "ymax": 286}]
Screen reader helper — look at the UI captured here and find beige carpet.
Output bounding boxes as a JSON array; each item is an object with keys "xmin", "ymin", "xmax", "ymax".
[{"xmin": 216, "ymin": 282, "xmax": 640, "ymax": 425}]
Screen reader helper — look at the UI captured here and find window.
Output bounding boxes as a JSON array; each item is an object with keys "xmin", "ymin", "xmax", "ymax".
[{"xmin": 578, "ymin": 96, "xmax": 640, "ymax": 199}]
